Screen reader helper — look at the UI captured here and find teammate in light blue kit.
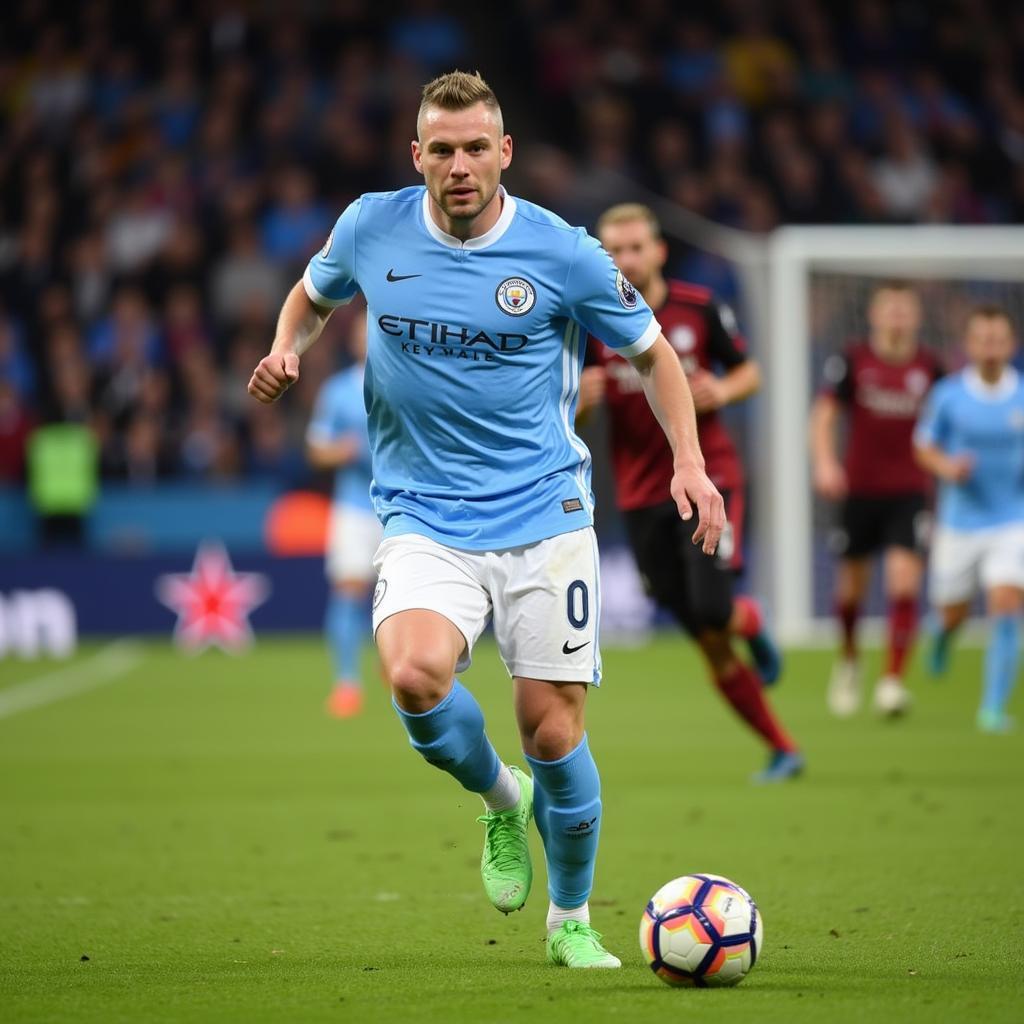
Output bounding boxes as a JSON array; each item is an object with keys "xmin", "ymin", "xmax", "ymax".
[
  {"xmin": 249, "ymin": 72, "xmax": 724, "ymax": 967},
  {"xmin": 914, "ymin": 305, "xmax": 1024, "ymax": 732},
  {"xmin": 306, "ymin": 312, "xmax": 381, "ymax": 718}
]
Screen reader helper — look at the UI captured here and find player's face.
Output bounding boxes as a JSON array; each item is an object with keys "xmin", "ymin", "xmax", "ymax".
[
  {"xmin": 869, "ymin": 288, "xmax": 922, "ymax": 340},
  {"xmin": 598, "ymin": 220, "xmax": 667, "ymax": 294},
  {"xmin": 966, "ymin": 315, "xmax": 1016, "ymax": 369},
  {"xmin": 412, "ymin": 103, "xmax": 512, "ymax": 224}
]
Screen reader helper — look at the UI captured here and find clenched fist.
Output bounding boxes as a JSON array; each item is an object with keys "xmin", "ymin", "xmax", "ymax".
[{"xmin": 248, "ymin": 352, "xmax": 300, "ymax": 404}]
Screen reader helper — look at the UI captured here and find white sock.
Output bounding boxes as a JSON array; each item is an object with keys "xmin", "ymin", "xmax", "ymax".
[
  {"xmin": 481, "ymin": 763, "xmax": 520, "ymax": 812},
  {"xmin": 547, "ymin": 901, "xmax": 590, "ymax": 934}
]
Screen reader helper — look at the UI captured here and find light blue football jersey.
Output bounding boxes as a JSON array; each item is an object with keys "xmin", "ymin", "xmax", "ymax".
[
  {"xmin": 914, "ymin": 366, "xmax": 1024, "ymax": 530},
  {"xmin": 303, "ymin": 185, "xmax": 660, "ymax": 549},
  {"xmin": 306, "ymin": 365, "xmax": 374, "ymax": 513}
]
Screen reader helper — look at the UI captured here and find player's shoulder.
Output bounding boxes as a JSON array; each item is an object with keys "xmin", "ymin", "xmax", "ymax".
[
  {"xmin": 509, "ymin": 195, "xmax": 584, "ymax": 246},
  {"xmin": 665, "ymin": 279, "xmax": 713, "ymax": 310},
  {"xmin": 344, "ymin": 186, "xmax": 424, "ymax": 220},
  {"xmin": 929, "ymin": 371, "xmax": 963, "ymax": 403}
]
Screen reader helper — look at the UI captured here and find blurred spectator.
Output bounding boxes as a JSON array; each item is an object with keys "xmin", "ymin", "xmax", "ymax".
[{"xmin": 0, "ymin": 379, "xmax": 34, "ymax": 481}]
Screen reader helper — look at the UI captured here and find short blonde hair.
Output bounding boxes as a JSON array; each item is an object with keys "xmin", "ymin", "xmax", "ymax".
[
  {"xmin": 597, "ymin": 203, "xmax": 662, "ymax": 239},
  {"xmin": 418, "ymin": 71, "xmax": 503, "ymax": 137}
]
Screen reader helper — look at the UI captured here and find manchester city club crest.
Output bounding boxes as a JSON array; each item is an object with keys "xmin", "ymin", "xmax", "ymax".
[
  {"xmin": 616, "ymin": 269, "xmax": 638, "ymax": 309},
  {"xmin": 495, "ymin": 276, "xmax": 536, "ymax": 316}
]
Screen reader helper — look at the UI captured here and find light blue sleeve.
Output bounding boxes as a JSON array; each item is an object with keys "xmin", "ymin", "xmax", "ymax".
[
  {"xmin": 562, "ymin": 231, "xmax": 661, "ymax": 358},
  {"xmin": 914, "ymin": 381, "xmax": 951, "ymax": 449},
  {"xmin": 302, "ymin": 199, "xmax": 362, "ymax": 308}
]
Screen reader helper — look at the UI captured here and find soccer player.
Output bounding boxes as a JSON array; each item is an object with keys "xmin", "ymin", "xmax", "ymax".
[
  {"xmin": 810, "ymin": 282, "xmax": 943, "ymax": 717},
  {"xmin": 306, "ymin": 311, "xmax": 380, "ymax": 718},
  {"xmin": 579, "ymin": 203, "xmax": 802, "ymax": 783},
  {"xmin": 914, "ymin": 306, "xmax": 1024, "ymax": 732},
  {"xmin": 248, "ymin": 72, "xmax": 725, "ymax": 968}
]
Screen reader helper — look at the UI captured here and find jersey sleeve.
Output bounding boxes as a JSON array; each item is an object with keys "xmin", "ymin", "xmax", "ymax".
[
  {"xmin": 705, "ymin": 300, "xmax": 748, "ymax": 369},
  {"xmin": 563, "ymin": 232, "xmax": 660, "ymax": 358},
  {"xmin": 302, "ymin": 199, "xmax": 362, "ymax": 308},
  {"xmin": 820, "ymin": 349, "xmax": 854, "ymax": 403},
  {"xmin": 913, "ymin": 381, "xmax": 951, "ymax": 449}
]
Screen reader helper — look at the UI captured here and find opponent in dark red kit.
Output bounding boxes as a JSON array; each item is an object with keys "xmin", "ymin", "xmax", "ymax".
[
  {"xmin": 579, "ymin": 204, "xmax": 802, "ymax": 783},
  {"xmin": 810, "ymin": 282, "xmax": 943, "ymax": 717}
]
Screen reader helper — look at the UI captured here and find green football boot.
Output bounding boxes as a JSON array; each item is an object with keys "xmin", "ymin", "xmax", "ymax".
[
  {"xmin": 546, "ymin": 920, "xmax": 622, "ymax": 968},
  {"xmin": 477, "ymin": 765, "xmax": 533, "ymax": 914}
]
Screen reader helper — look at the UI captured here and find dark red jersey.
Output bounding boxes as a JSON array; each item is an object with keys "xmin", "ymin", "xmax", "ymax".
[
  {"xmin": 589, "ymin": 280, "xmax": 747, "ymax": 511},
  {"xmin": 820, "ymin": 342, "xmax": 944, "ymax": 496}
]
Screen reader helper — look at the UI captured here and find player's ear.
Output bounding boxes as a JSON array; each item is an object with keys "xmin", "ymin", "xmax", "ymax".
[
  {"xmin": 656, "ymin": 239, "xmax": 668, "ymax": 269},
  {"xmin": 500, "ymin": 134, "xmax": 512, "ymax": 171},
  {"xmin": 411, "ymin": 140, "xmax": 423, "ymax": 174}
]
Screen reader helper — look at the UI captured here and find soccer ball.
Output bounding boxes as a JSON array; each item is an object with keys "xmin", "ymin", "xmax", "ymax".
[{"xmin": 639, "ymin": 873, "xmax": 763, "ymax": 987}]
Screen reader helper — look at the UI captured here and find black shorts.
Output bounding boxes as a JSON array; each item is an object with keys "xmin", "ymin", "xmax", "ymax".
[
  {"xmin": 834, "ymin": 494, "xmax": 931, "ymax": 559},
  {"xmin": 623, "ymin": 496, "xmax": 737, "ymax": 637}
]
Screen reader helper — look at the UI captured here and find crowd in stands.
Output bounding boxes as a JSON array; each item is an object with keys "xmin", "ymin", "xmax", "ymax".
[{"xmin": 1, "ymin": 0, "xmax": 1022, "ymax": 495}]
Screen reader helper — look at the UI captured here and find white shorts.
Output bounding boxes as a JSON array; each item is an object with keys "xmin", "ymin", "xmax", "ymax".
[
  {"xmin": 326, "ymin": 505, "xmax": 383, "ymax": 583},
  {"xmin": 371, "ymin": 527, "xmax": 602, "ymax": 683},
  {"xmin": 929, "ymin": 523, "xmax": 1024, "ymax": 606}
]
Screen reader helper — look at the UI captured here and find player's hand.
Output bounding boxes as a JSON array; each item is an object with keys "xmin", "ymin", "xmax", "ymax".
[
  {"xmin": 814, "ymin": 458, "xmax": 848, "ymax": 501},
  {"xmin": 943, "ymin": 454, "xmax": 974, "ymax": 483},
  {"xmin": 688, "ymin": 370, "xmax": 725, "ymax": 414},
  {"xmin": 671, "ymin": 462, "xmax": 727, "ymax": 555},
  {"xmin": 248, "ymin": 352, "xmax": 300, "ymax": 404},
  {"xmin": 578, "ymin": 367, "xmax": 607, "ymax": 415}
]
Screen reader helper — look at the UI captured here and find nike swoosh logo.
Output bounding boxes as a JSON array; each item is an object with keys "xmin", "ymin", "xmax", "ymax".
[
  {"xmin": 386, "ymin": 269, "xmax": 422, "ymax": 282},
  {"xmin": 562, "ymin": 640, "xmax": 591, "ymax": 655}
]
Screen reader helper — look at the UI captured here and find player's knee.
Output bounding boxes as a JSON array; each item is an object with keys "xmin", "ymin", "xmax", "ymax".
[
  {"xmin": 691, "ymin": 595, "xmax": 732, "ymax": 635},
  {"xmin": 697, "ymin": 629, "xmax": 737, "ymax": 675},
  {"xmin": 523, "ymin": 712, "xmax": 583, "ymax": 762},
  {"xmin": 386, "ymin": 655, "xmax": 451, "ymax": 711}
]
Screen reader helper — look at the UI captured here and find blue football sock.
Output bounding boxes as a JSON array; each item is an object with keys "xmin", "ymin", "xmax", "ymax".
[
  {"xmin": 326, "ymin": 591, "xmax": 370, "ymax": 684},
  {"xmin": 526, "ymin": 734, "xmax": 601, "ymax": 910},
  {"xmin": 393, "ymin": 680, "xmax": 501, "ymax": 793},
  {"xmin": 982, "ymin": 615, "xmax": 1020, "ymax": 716}
]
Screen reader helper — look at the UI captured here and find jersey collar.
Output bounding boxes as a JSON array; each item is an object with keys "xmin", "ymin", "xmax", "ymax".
[
  {"xmin": 420, "ymin": 185, "xmax": 516, "ymax": 251},
  {"xmin": 963, "ymin": 365, "xmax": 1019, "ymax": 402}
]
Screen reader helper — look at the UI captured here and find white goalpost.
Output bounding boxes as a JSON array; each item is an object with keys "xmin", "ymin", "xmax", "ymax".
[{"xmin": 767, "ymin": 226, "xmax": 1024, "ymax": 642}]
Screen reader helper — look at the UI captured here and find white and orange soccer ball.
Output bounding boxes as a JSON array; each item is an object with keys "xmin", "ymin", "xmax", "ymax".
[{"xmin": 639, "ymin": 873, "xmax": 763, "ymax": 987}]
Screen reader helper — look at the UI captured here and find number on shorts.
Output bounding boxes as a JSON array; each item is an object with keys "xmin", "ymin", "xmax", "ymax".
[{"xmin": 566, "ymin": 580, "xmax": 589, "ymax": 630}]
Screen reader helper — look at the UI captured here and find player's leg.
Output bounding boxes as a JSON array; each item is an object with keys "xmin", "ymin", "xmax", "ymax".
[
  {"xmin": 977, "ymin": 527, "xmax": 1024, "ymax": 731},
  {"xmin": 926, "ymin": 525, "xmax": 981, "ymax": 676},
  {"xmin": 828, "ymin": 554, "xmax": 873, "ymax": 716},
  {"xmin": 373, "ymin": 536, "xmax": 533, "ymax": 913},
  {"xmin": 496, "ymin": 528, "xmax": 618, "ymax": 967},
  {"xmin": 678, "ymin": 528, "xmax": 803, "ymax": 780},
  {"xmin": 873, "ymin": 545, "xmax": 924, "ymax": 716},
  {"xmin": 324, "ymin": 506, "xmax": 381, "ymax": 717},
  {"xmin": 718, "ymin": 489, "xmax": 783, "ymax": 685}
]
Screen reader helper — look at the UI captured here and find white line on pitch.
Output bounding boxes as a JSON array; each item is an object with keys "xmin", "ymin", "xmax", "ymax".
[{"xmin": 0, "ymin": 640, "xmax": 145, "ymax": 721}]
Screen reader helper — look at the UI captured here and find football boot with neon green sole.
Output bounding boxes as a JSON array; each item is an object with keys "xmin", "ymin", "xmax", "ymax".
[
  {"xmin": 477, "ymin": 765, "xmax": 533, "ymax": 914},
  {"xmin": 546, "ymin": 920, "xmax": 621, "ymax": 968}
]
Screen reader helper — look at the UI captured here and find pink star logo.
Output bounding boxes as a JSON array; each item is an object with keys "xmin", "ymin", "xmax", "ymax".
[{"xmin": 155, "ymin": 541, "xmax": 271, "ymax": 653}]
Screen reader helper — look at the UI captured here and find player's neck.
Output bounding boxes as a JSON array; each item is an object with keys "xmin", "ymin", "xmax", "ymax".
[
  {"xmin": 642, "ymin": 276, "xmax": 668, "ymax": 311},
  {"xmin": 428, "ymin": 189, "xmax": 503, "ymax": 242},
  {"xmin": 870, "ymin": 333, "xmax": 916, "ymax": 364},
  {"xmin": 975, "ymin": 361, "xmax": 1008, "ymax": 385}
]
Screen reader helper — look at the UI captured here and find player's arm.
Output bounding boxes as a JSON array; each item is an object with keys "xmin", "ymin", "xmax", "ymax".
[
  {"xmin": 248, "ymin": 282, "xmax": 334, "ymax": 404},
  {"xmin": 249, "ymin": 201, "xmax": 361, "ymax": 405},
  {"xmin": 809, "ymin": 394, "xmax": 847, "ymax": 499},
  {"xmin": 306, "ymin": 432, "xmax": 362, "ymax": 470},
  {"xmin": 913, "ymin": 441, "xmax": 973, "ymax": 483},
  {"xmin": 631, "ymin": 334, "xmax": 726, "ymax": 554},
  {"xmin": 689, "ymin": 299, "xmax": 761, "ymax": 413},
  {"xmin": 913, "ymin": 385, "xmax": 972, "ymax": 482}
]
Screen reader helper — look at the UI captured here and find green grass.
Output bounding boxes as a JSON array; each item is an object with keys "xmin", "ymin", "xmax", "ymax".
[{"xmin": 0, "ymin": 634, "xmax": 1021, "ymax": 1023}]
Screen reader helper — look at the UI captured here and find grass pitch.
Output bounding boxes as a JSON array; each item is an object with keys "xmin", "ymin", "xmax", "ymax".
[{"xmin": 1, "ymin": 634, "xmax": 1021, "ymax": 1023}]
